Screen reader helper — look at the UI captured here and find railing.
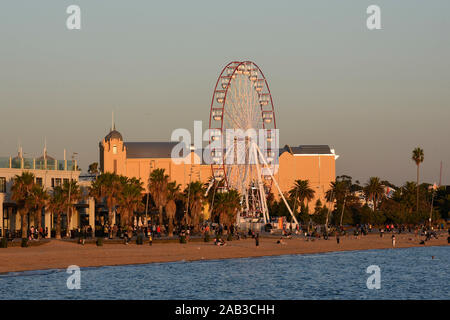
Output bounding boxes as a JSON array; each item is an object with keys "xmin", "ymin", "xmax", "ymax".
[{"xmin": 0, "ymin": 157, "xmax": 78, "ymax": 171}]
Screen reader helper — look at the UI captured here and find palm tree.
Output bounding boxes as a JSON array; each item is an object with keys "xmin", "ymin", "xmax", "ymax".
[
  {"xmin": 30, "ymin": 184, "xmax": 49, "ymax": 238},
  {"xmin": 88, "ymin": 162, "xmax": 100, "ymax": 176},
  {"xmin": 148, "ymin": 169, "xmax": 169, "ymax": 226},
  {"xmin": 89, "ymin": 173, "xmax": 122, "ymax": 226},
  {"xmin": 11, "ymin": 172, "xmax": 35, "ymax": 239},
  {"xmin": 184, "ymin": 181, "xmax": 205, "ymax": 232},
  {"xmin": 61, "ymin": 179, "xmax": 81, "ymax": 233},
  {"xmin": 412, "ymin": 147, "xmax": 424, "ymax": 212},
  {"xmin": 48, "ymin": 186, "xmax": 66, "ymax": 239},
  {"xmin": 205, "ymin": 176, "xmax": 225, "ymax": 218},
  {"xmin": 117, "ymin": 177, "xmax": 144, "ymax": 229},
  {"xmin": 364, "ymin": 177, "xmax": 384, "ymax": 211},
  {"xmin": 326, "ymin": 179, "xmax": 351, "ymax": 227},
  {"xmin": 288, "ymin": 180, "xmax": 315, "ymax": 214},
  {"xmin": 213, "ymin": 189, "xmax": 241, "ymax": 230},
  {"xmin": 165, "ymin": 181, "xmax": 181, "ymax": 237}
]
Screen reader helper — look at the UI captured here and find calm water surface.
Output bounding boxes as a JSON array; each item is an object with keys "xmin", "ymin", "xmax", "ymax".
[{"xmin": 0, "ymin": 246, "xmax": 448, "ymax": 300}]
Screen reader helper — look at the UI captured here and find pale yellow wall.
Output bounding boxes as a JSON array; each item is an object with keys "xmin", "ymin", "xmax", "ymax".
[
  {"xmin": 101, "ymin": 137, "xmax": 211, "ymax": 191},
  {"xmin": 101, "ymin": 137, "xmax": 336, "ymax": 212},
  {"xmin": 272, "ymin": 152, "xmax": 335, "ymax": 211},
  {"xmin": 100, "ymin": 137, "xmax": 126, "ymax": 176}
]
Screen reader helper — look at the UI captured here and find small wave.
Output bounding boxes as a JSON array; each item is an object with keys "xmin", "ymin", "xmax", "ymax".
[{"xmin": 0, "ymin": 268, "xmax": 64, "ymax": 278}]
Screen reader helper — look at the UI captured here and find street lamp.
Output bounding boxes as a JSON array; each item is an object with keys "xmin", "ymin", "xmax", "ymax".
[
  {"xmin": 67, "ymin": 152, "xmax": 77, "ymax": 237},
  {"xmin": 429, "ymin": 183, "xmax": 437, "ymax": 229}
]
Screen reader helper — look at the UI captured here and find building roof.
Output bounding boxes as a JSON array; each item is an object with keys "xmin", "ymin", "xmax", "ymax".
[
  {"xmin": 125, "ymin": 142, "xmax": 186, "ymax": 159},
  {"xmin": 105, "ymin": 130, "xmax": 123, "ymax": 142},
  {"xmin": 280, "ymin": 145, "xmax": 332, "ymax": 156},
  {"xmin": 36, "ymin": 154, "xmax": 55, "ymax": 161}
]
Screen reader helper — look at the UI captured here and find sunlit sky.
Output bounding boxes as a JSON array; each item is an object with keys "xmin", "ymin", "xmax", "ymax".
[{"xmin": 0, "ymin": 0, "xmax": 449, "ymax": 186}]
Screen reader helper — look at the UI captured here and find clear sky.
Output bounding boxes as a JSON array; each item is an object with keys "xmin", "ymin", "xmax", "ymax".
[{"xmin": 0, "ymin": 0, "xmax": 449, "ymax": 186}]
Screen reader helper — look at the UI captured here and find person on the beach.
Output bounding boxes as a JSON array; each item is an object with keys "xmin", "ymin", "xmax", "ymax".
[
  {"xmin": 148, "ymin": 233, "xmax": 152, "ymax": 246},
  {"xmin": 255, "ymin": 233, "xmax": 259, "ymax": 247},
  {"xmin": 124, "ymin": 231, "xmax": 129, "ymax": 245},
  {"xmin": 156, "ymin": 225, "xmax": 161, "ymax": 237},
  {"xmin": 392, "ymin": 235, "xmax": 396, "ymax": 247},
  {"xmin": 336, "ymin": 234, "xmax": 340, "ymax": 244},
  {"xmin": 214, "ymin": 238, "xmax": 225, "ymax": 246}
]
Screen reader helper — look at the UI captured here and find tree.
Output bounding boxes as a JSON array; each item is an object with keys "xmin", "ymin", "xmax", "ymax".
[
  {"xmin": 117, "ymin": 177, "xmax": 144, "ymax": 229},
  {"xmin": 11, "ymin": 172, "xmax": 35, "ymax": 239},
  {"xmin": 30, "ymin": 184, "xmax": 49, "ymax": 238},
  {"xmin": 48, "ymin": 186, "xmax": 66, "ymax": 239},
  {"xmin": 165, "ymin": 181, "xmax": 181, "ymax": 237},
  {"xmin": 412, "ymin": 147, "xmax": 424, "ymax": 212},
  {"xmin": 89, "ymin": 173, "xmax": 122, "ymax": 226},
  {"xmin": 88, "ymin": 162, "xmax": 100, "ymax": 176},
  {"xmin": 61, "ymin": 179, "xmax": 82, "ymax": 233},
  {"xmin": 213, "ymin": 189, "xmax": 241, "ymax": 230},
  {"xmin": 392, "ymin": 181, "xmax": 417, "ymax": 214},
  {"xmin": 148, "ymin": 169, "xmax": 169, "ymax": 226},
  {"xmin": 326, "ymin": 178, "xmax": 351, "ymax": 227},
  {"xmin": 288, "ymin": 180, "xmax": 315, "ymax": 214},
  {"xmin": 184, "ymin": 181, "xmax": 205, "ymax": 232},
  {"xmin": 364, "ymin": 177, "xmax": 384, "ymax": 211}
]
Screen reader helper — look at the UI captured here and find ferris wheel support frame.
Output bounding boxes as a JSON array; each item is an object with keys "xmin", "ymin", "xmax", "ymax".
[
  {"xmin": 254, "ymin": 142, "xmax": 299, "ymax": 226},
  {"xmin": 251, "ymin": 142, "xmax": 269, "ymax": 224}
]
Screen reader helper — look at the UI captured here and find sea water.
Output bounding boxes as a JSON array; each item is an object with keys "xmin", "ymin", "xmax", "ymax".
[{"xmin": 0, "ymin": 246, "xmax": 448, "ymax": 300}]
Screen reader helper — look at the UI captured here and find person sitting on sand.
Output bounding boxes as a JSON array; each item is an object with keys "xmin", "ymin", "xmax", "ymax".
[
  {"xmin": 214, "ymin": 238, "xmax": 226, "ymax": 246},
  {"xmin": 277, "ymin": 237, "xmax": 286, "ymax": 245}
]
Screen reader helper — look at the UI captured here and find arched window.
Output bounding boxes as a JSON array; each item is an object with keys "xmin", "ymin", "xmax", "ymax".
[{"xmin": 113, "ymin": 145, "xmax": 117, "ymax": 154}]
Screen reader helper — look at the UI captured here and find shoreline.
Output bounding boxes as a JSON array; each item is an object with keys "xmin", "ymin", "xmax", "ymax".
[{"xmin": 0, "ymin": 234, "xmax": 447, "ymax": 274}]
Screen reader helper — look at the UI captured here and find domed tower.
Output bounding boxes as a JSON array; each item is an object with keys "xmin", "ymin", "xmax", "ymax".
[{"xmin": 99, "ymin": 119, "xmax": 126, "ymax": 175}]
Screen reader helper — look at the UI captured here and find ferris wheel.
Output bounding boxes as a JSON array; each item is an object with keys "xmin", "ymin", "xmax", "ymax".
[{"xmin": 208, "ymin": 61, "xmax": 298, "ymax": 225}]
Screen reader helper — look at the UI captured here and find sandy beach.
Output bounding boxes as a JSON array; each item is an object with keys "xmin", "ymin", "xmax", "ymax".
[{"xmin": 0, "ymin": 234, "xmax": 447, "ymax": 273}]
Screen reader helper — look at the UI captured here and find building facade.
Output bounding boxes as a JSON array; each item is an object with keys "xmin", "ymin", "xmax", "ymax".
[
  {"xmin": 100, "ymin": 127, "xmax": 338, "ymax": 212},
  {"xmin": 0, "ymin": 150, "xmax": 81, "ymax": 237}
]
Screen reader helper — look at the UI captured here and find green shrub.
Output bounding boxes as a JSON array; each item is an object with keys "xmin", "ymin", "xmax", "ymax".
[
  {"xmin": 204, "ymin": 232, "xmax": 210, "ymax": 242},
  {"xmin": 136, "ymin": 234, "xmax": 144, "ymax": 245},
  {"xmin": 227, "ymin": 233, "xmax": 233, "ymax": 241},
  {"xmin": 180, "ymin": 235, "xmax": 186, "ymax": 244},
  {"xmin": 96, "ymin": 238, "xmax": 103, "ymax": 246},
  {"xmin": 21, "ymin": 238, "xmax": 28, "ymax": 247},
  {"xmin": 0, "ymin": 238, "xmax": 7, "ymax": 248}
]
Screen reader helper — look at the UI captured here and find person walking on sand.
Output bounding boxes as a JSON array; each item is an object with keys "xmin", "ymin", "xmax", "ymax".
[
  {"xmin": 156, "ymin": 225, "xmax": 161, "ymax": 238},
  {"xmin": 392, "ymin": 234, "xmax": 396, "ymax": 247},
  {"xmin": 255, "ymin": 233, "xmax": 259, "ymax": 247},
  {"xmin": 336, "ymin": 234, "xmax": 340, "ymax": 244}
]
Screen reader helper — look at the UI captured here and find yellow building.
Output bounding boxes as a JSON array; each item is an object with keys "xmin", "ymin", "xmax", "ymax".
[{"xmin": 99, "ymin": 127, "xmax": 338, "ymax": 211}]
